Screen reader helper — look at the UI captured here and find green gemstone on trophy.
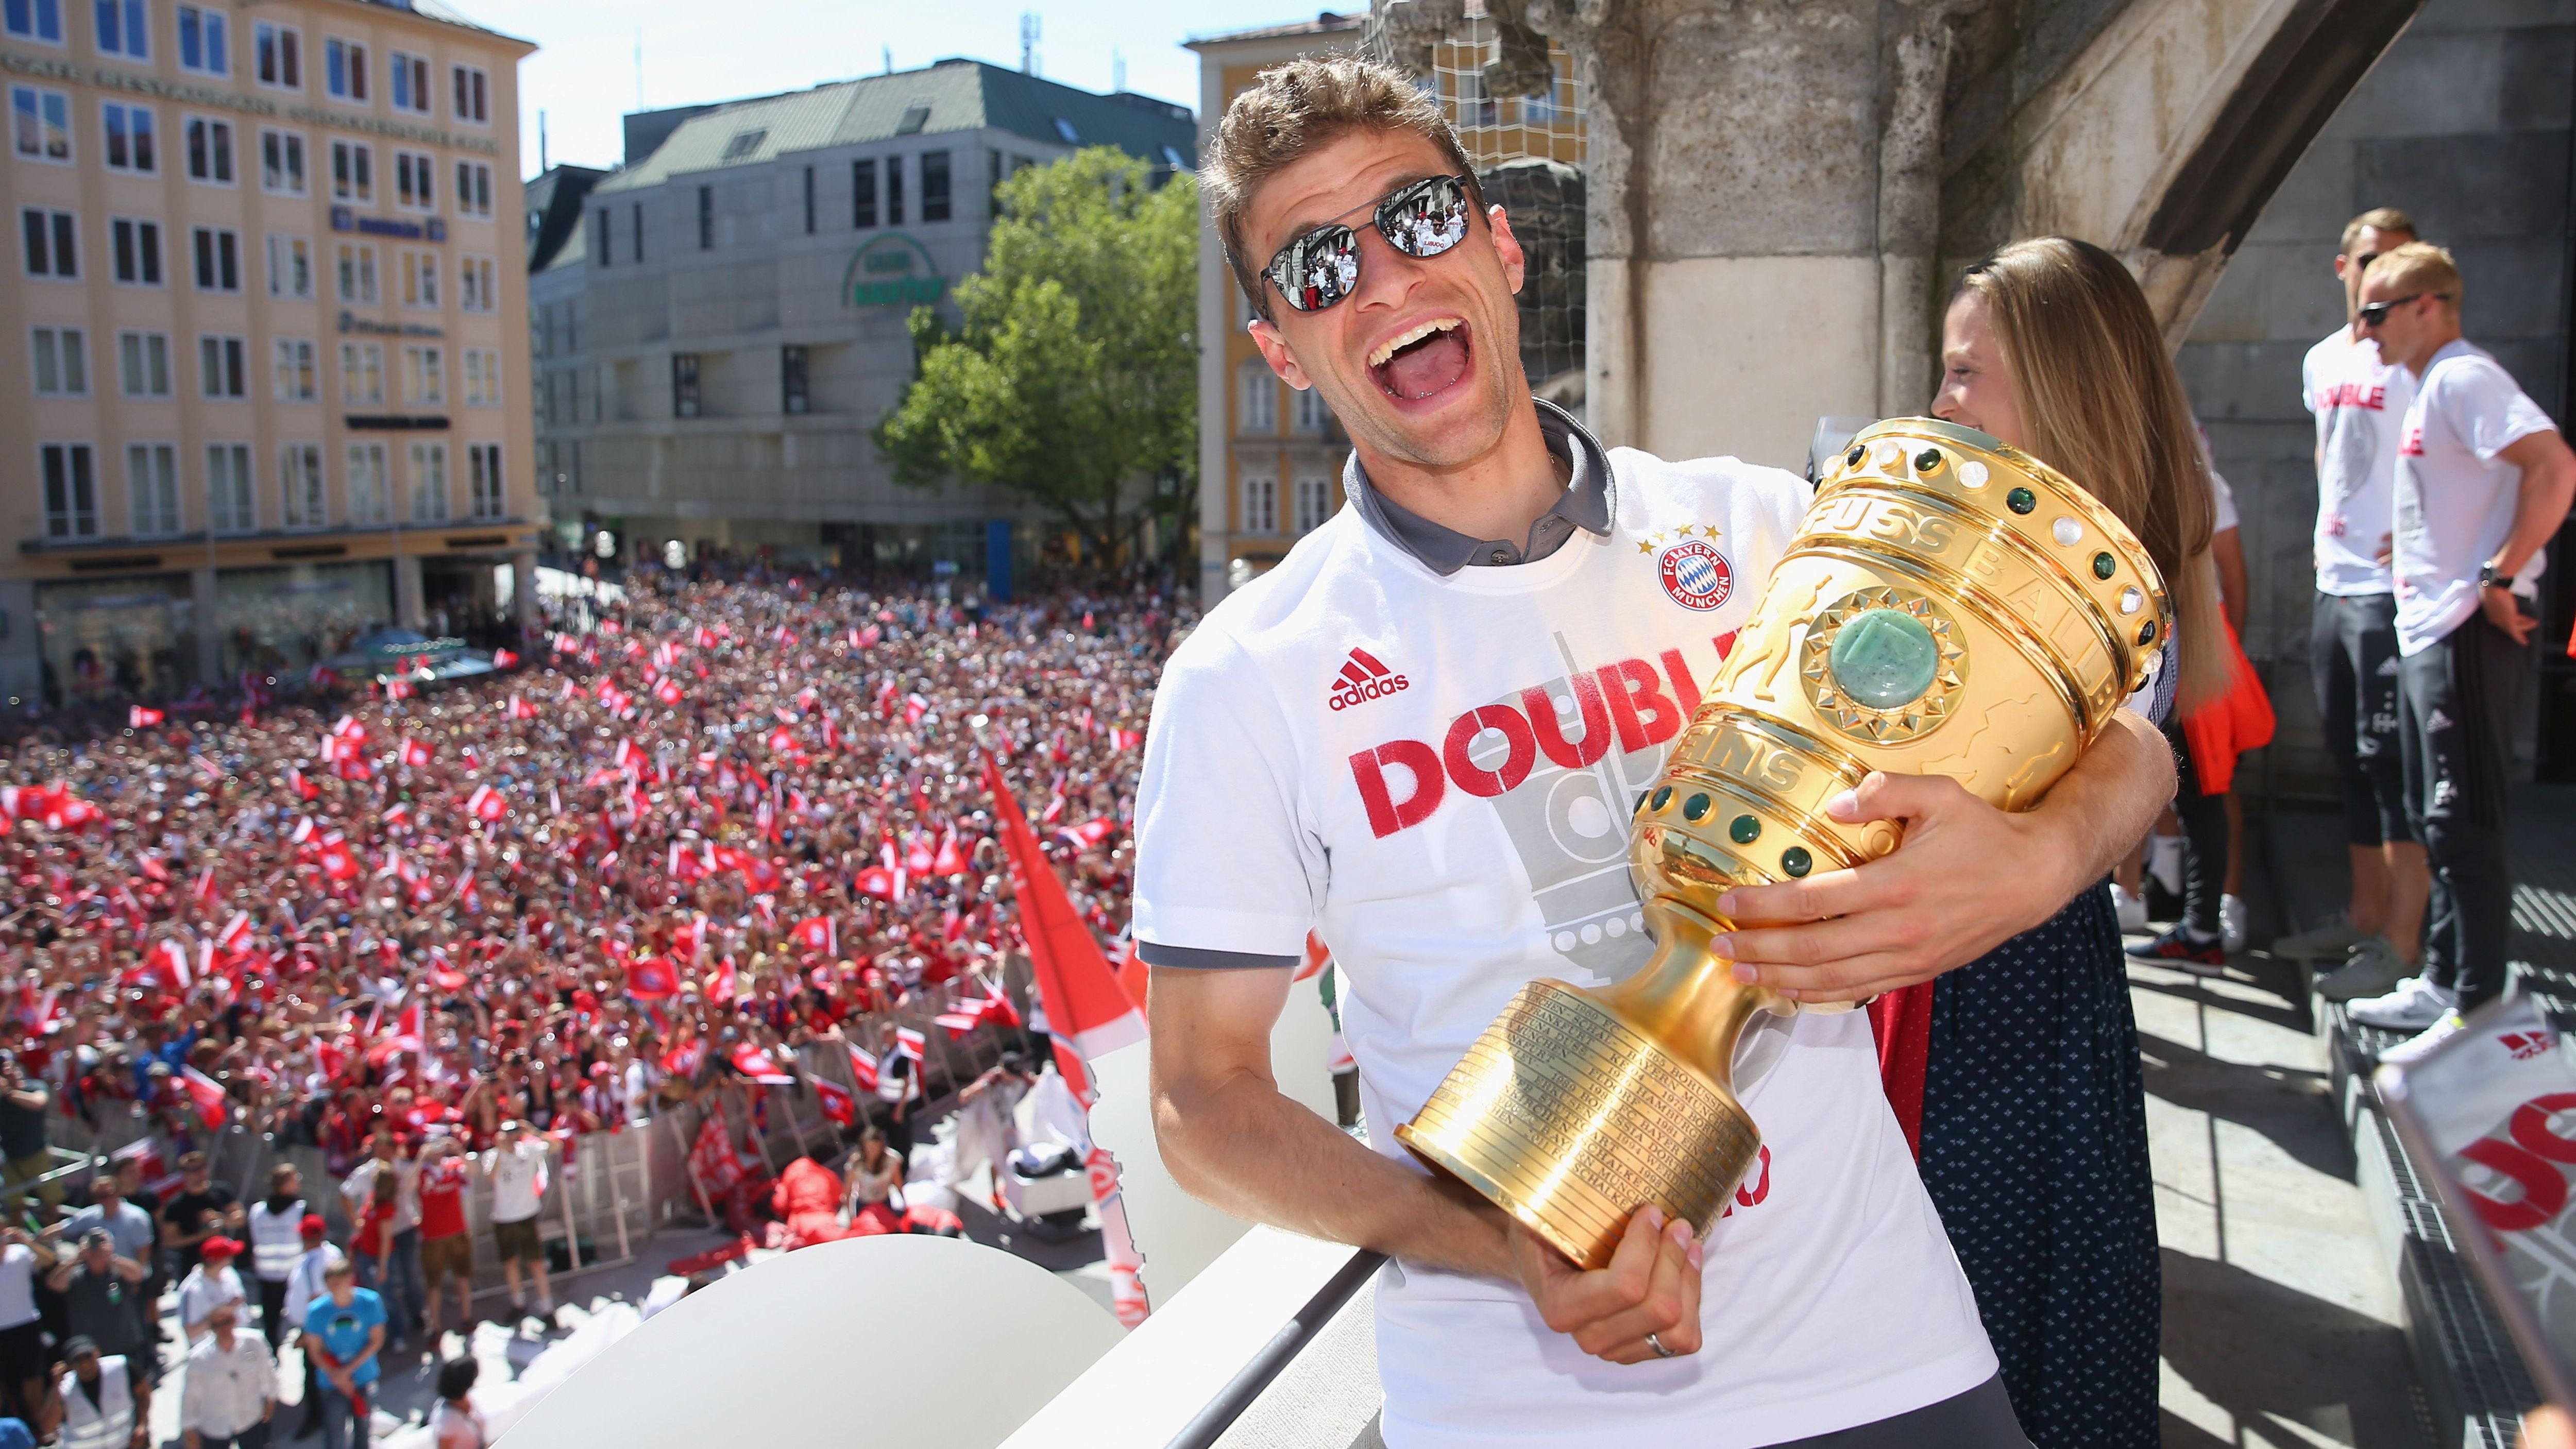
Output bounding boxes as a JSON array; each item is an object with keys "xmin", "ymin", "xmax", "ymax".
[
  {"xmin": 2093, "ymin": 551, "xmax": 2117, "ymax": 579},
  {"xmin": 1826, "ymin": 608, "xmax": 1941, "ymax": 708},
  {"xmin": 2007, "ymin": 486, "xmax": 2037, "ymax": 515},
  {"xmin": 1782, "ymin": 846, "xmax": 1813, "ymax": 878},
  {"xmin": 1914, "ymin": 449, "xmax": 1942, "ymax": 471},
  {"xmin": 1729, "ymin": 813, "xmax": 1761, "ymax": 845},
  {"xmin": 1651, "ymin": 785, "xmax": 1672, "ymax": 812},
  {"xmin": 2139, "ymin": 619, "xmax": 2157, "ymax": 645},
  {"xmin": 1683, "ymin": 793, "xmax": 1711, "ymax": 822}
]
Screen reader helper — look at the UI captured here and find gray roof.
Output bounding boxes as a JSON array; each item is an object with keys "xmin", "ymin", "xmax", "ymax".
[
  {"xmin": 1185, "ymin": 11, "xmax": 1364, "ymax": 48},
  {"xmin": 595, "ymin": 60, "xmax": 1196, "ymax": 196},
  {"xmin": 338, "ymin": 0, "xmax": 531, "ymax": 46}
]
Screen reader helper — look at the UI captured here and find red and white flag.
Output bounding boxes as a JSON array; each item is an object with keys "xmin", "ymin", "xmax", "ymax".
[
  {"xmin": 400, "ymin": 739, "xmax": 432, "ymax": 768},
  {"xmin": 626, "ymin": 958, "xmax": 680, "ymax": 1001},
  {"xmin": 214, "ymin": 912, "xmax": 253, "ymax": 956},
  {"xmin": 892, "ymin": 1027, "xmax": 926, "ymax": 1062},
  {"xmin": 465, "ymin": 784, "xmax": 506, "ymax": 823},
  {"xmin": 845, "ymin": 1043, "xmax": 879, "ymax": 1093},
  {"xmin": 981, "ymin": 754, "xmax": 1145, "ymax": 1060},
  {"xmin": 653, "ymin": 676, "xmax": 684, "ymax": 706},
  {"xmin": 508, "ymin": 695, "xmax": 538, "ymax": 721},
  {"xmin": 286, "ymin": 765, "xmax": 319, "ymax": 800},
  {"xmin": 152, "ymin": 937, "xmax": 193, "ymax": 987},
  {"xmin": 178, "ymin": 1066, "xmax": 228, "ymax": 1128},
  {"xmin": 129, "ymin": 706, "xmax": 164, "ymax": 727},
  {"xmin": 492, "ymin": 648, "xmax": 519, "ymax": 669},
  {"xmin": 790, "ymin": 917, "xmax": 835, "ymax": 956},
  {"xmin": 814, "ymin": 1076, "xmax": 855, "ymax": 1127}
]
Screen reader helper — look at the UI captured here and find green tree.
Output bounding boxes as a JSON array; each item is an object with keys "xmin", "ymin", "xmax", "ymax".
[{"xmin": 877, "ymin": 148, "xmax": 1197, "ymax": 571}]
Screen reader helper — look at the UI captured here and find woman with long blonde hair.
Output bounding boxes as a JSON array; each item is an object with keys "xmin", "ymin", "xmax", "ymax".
[{"xmin": 1893, "ymin": 235, "xmax": 2226, "ymax": 1445}]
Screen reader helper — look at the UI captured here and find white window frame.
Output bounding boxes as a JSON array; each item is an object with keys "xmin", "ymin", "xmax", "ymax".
[
  {"xmin": 392, "ymin": 147, "xmax": 433, "ymax": 211},
  {"xmin": 252, "ymin": 19, "xmax": 299, "ymax": 91},
  {"xmin": 127, "ymin": 441, "xmax": 179, "ymax": 537},
  {"xmin": 116, "ymin": 329, "xmax": 170, "ymax": 397},
  {"xmin": 198, "ymin": 332, "xmax": 246, "ymax": 399},
  {"xmin": 388, "ymin": 50, "xmax": 429, "ymax": 115},
  {"xmin": 1242, "ymin": 475, "xmax": 1278, "ymax": 535},
  {"xmin": 463, "ymin": 347, "xmax": 500, "ymax": 406},
  {"xmin": 345, "ymin": 441, "xmax": 389, "ymax": 524},
  {"xmin": 467, "ymin": 442, "xmax": 503, "ymax": 519},
  {"xmin": 100, "ymin": 99, "xmax": 152, "ymax": 173},
  {"xmin": 40, "ymin": 441, "xmax": 98, "ymax": 539},
  {"xmin": 22, "ymin": 206, "xmax": 76, "ymax": 279},
  {"xmin": 93, "ymin": 0, "xmax": 146, "ymax": 61},
  {"xmin": 398, "ymin": 247, "xmax": 437, "ymax": 310},
  {"xmin": 338, "ymin": 340, "xmax": 382, "ymax": 405},
  {"xmin": 454, "ymin": 159, "xmax": 493, "ymax": 219},
  {"xmin": 6, "ymin": 0, "xmax": 65, "ymax": 46},
  {"xmin": 265, "ymin": 232, "xmax": 310, "ymax": 299},
  {"xmin": 109, "ymin": 215, "xmax": 160, "ymax": 286},
  {"xmin": 258, "ymin": 127, "xmax": 304, "ymax": 195},
  {"xmin": 190, "ymin": 225, "xmax": 240, "ymax": 292},
  {"xmin": 405, "ymin": 440, "xmax": 448, "ymax": 522},
  {"xmin": 402, "ymin": 344, "xmax": 442, "ymax": 405},
  {"xmin": 174, "ymin": 3, "xmax": 226, "ymax": 76},
  {"xmin": 1240, "ymin": 364, "xmax": 1278, "ymax": 433},
  {"xmin": 458, "ymin": 253, "xmax": 495, "ymax": 313},
  {"xmin": 450, "ymin": 63, "xmax": 488, "ymax": 125},
  {"xmin": 206, "ymin": 441, "xmax": 255, "ymax": 533},
  {"xmin": 323, "ymin": 36, "xmax": 364, "ymax": 100},
  {"xmin": 329, "ymin": 138, "xmax": 371, "ymax": 203},
  {"xmin": 333, "ymin": 241, "xmax": 376, "ymax": 304},
  {"xmin": 278, "ymin": 441, "xmax": 325, "ymax": 530},
  {"xmin": 273, "ymin": 337, "xmax": 315, "ymax": 402},
  {"xmin": 11, "ymin": 84, "xmax": 72, "ymax": 163},
  {"xmin": 183, "ymin": 113, "xmax": 232, "ymax": 185},
  {"xmin": 30, "ymin": 324, "xmax": 86, "ymax": 396},
  {"xmin": 1294, "ymin": 475, "xmax": 1333, "ymax": 534}
]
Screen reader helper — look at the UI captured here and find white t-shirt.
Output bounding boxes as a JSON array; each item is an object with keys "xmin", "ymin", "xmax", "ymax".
[
  {"xmin": 0, "ymin": 1243, "xmax": 36, "ymax": 1329},
  {"xmin": 2304, "ymin": 327, "xmax": 2414, "ymax": 595},
  {"xmin": 488, "ymin": 1138, "xmax": 548, "ymax": 1224},
  {"xmin": 2393, "ymin": 337, "xmax": 2558, "ymax": 655},
  {"xmin": 1133, "ymin": 443, "xmax": 1994, "ymax": 1448}
]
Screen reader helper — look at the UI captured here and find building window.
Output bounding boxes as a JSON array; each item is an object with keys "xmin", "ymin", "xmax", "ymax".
[
  {"xmin": 402, "ymin": 344, "xmax": 442, "ymax": 404},
  {"xmin": 101, "ymin": 100, "xmax": 151, "ymax": 171},
  {"xmin": 1240, "ymin": 365, "xmax": 1277, "ymax": 432},
  {"xmin": 41, "ymin": 443, "xmax": 96, "ymax": 538},
  {"xmin": 185, "ymin": 115, "xmax": 232, "ymax": 183},
  {"xmin": 450, "ymin": 63, "xmax": 487, "ymax": 124},
  {"xmin": 592, "ymin": 208, "xmax": 609, "ymax": 265},
  {"xmin": 1295, "ymin": 387, "xmax": 1331, "ymax": 434},
  {"xmin": 802, "ymin": 166, "xmax": 815, "ymax": 234},
  {"xmin": 11, "ymin": 86, "xmax": 70, "ymax": 161},
  {"xmin": 853, "ymin": 159, "xmax": 876, "ymax": 228},
  {"xmin": 1242, "ymin": 475, "xmax": 1278, "ymax": 535},
  {"xmin": 887, "ymin": 156, "xmax": 904, "ymax": 225},
  {"xmin": 94, "ymin": 0, "xmax": 145, "ymax": 60},
  {"xmin": 323, "ymin": 37, "xmax": 365, "ymax": 101},
  {"xmin": 330, "ymin": 139, "xmax": 370, "ymax": 202},
  {"xmin": 455, "ymin": 160, "xmax": 493, "ymax": 218},
  {"xmin": 109, "ymin": 217, "xmax": 160, "ymax": 285},
  {"xmin": 191, "ymin": 226, "xmax": 240, "ymax": 291},
  {"xmin": 921, "ymin": 151, "xmax": 951, "ymax": 223},
  {"xmin": 388, "ymin": 50, "xmax": 427, "ymax": 113},
  {"xmin": 6, "ymin": 0, "xmax": 63, "ymax": 44},
  {"xmin": 463, "ymin": 347, "xmax": 499, "ymax": 406},
  {"xmin": 671, "ymin": 354, "xmax": 700, "ymax": 418},
  {"xmin": 1050, "ymin": 117, "xmax": 1079, "ymax": 144},
  {"xmin": 338, "ymin": 341, "xmax": 381, "ymax": 405},
  {"xmin": 393, "ymin": 149, "xmax": 432, "ymax": 210},
  {"xmin": 30, "ymin": 325, "xmax": 86, "ymax": 396},
  {"xmin": 127, "ymin": 442, "xmax": 178, "ymax": 536},
  {"xmin": 253, "ymin": 20, "xmax": 297, "ymax": 89},
  {"xmin": 399, "ymin": 248, "xmax": 436, "ymax": 309},
  {"xmin": 697, "ymin": 185, "xmax": 713, "ymax": 249},
  {"xmin": 207, "ymin": 442, "xmax": 253, "ymax": 532},
  {"xmin": 260, "ymin": 128, "xmax": 304, "ymax": 194},
  {"xmin": 176, "ymin": 4, "xmax": 225, "ymax": 73},
  {"xmin": 459, "ymin": 254, "xmax": 495, "ymax": 312},
  {"xmin": 467, "ymin": 443, "xmax": 503, "ymax": 519},
  {"xmin": 279, "ymin": 443, "xmax": 324, "ymax": 528},
  {"xmin": 273, "ymin": 337, "xmax": 315, "ymax": 401},
  {"xmin": 406, "ymin": 441, "xmax": 447, "ymax": 522},
  {"xmin": 1294, "ymin": 476, "xmax": 1333, "ymax": 534},
  {"xmin": 334, "ymin": 242, "xmax": 376, "ymax": 303},
  {"xmin": 265, "ymin": 233, "xmax": 310, "ymax": 298},
  {"xmin": 198, "ymin": 334, "xmax": 245, "ymax": 398},
  {"xmin": 632, "ymin": 202, "xmax": 642, "ymax": 261},
  {"xmin": 345, "ymin": 441, "xmax": 388, "ymax": 524},
  {"xmin": 782, "ymin": 345, "xmax": 808, "ymax": 415},
  {"xmin": 116, "ymin": 330, "xmax": 168, "ymax": 396},
  {"xmin": 21, "ymin": 207, "xmax": 75, "ymax": 277}
]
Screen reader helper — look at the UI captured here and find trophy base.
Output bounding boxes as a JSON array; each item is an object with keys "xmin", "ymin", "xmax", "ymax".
[{"xmin": 1396, "ymin": 979, "xmax": 1762, "ymax": 1271}]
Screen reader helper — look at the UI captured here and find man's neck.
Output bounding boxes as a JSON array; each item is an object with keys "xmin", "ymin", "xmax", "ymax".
[
  {"xmin": 213, "ymin": 1328, "xmax": 233, "ymax": 1350},
  {"xmin": 1354, "ymin": 401, "xmax": 1565, "ymax": 545},
  {"xmin": 2402, "ymin": 325, "xmax": 2464, "ymax": 377}
]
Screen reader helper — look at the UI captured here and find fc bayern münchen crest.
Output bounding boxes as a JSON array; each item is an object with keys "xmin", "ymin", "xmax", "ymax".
[{"xmin": 1657, "ymin": 539, "xmax": 1734, "ymax": 611}]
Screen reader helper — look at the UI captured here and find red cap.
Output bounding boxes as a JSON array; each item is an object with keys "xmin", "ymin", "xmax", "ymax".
[
  {"xmin": 299, "ymin": 1214, "xmax": 327, "ymax": 1236},
  {"xmin": 201, "ymin": 1236, "xmax": 241, "ymax": 1257}
]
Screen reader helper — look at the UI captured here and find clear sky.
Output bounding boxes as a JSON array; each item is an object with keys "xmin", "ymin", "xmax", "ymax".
[{"xmin": 465, "ymin": 0, "xmax": 1331, "ymax": 178}]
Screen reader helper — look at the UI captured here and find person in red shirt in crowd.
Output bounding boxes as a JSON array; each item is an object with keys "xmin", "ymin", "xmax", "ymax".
[{"xmin": 413, "ymin": 1136, "xmax": 474, "ymax": 1341}]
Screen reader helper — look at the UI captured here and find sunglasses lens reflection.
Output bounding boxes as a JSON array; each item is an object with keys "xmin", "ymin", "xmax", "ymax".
[
  {"xmin": 1382, "ymin": 177, "xmax": 1472, "ymax": 260},
  {"xmin": 1275, "ymin": 226, "xmax": 1361, "ymax": 314}
]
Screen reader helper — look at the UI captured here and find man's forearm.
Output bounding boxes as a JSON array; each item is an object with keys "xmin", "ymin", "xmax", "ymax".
[
  {"xmin": 2031, "ymin": 708, "xmax": 2173, "ymax": 894},
  {"xmin": 1155, "ymin": 1063, "xmax": 1510, "ymax": 1281}
]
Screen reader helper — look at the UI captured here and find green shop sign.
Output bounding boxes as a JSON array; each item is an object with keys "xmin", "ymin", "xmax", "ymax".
[{"xmin": 844, "ymin": 234, "xmax": 946, "ymax": 308}]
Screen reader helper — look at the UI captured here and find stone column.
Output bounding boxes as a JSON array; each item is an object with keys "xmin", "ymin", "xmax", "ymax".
[
  {"xmin": 0, "ymin": 578, "xmax": 39, "ymax": 707},
  {"xmin": 511, "ymin": 549, "xmax": 539, "ymax": 641},
  {"xmin": 190, "ymin": 567, "xmax": 223, "ymax": 686},
  {"xmin": 393, "ymin": 552, "xmax": 425, "ymax": 631}
]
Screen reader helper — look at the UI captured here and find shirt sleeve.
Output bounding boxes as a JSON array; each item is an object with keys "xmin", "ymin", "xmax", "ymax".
[
  {"xmin": 1130, "ymin": 623, "xmax": 1323, "ymax": 962},
  {"xmin": 2447, "ymin": 360, "xmax": 2557, "ymax": 461}
]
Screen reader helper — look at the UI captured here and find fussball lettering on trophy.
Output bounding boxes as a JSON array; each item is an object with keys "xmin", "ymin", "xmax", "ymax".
[{"xmin": 1396, "ymin": 418, "xmax": 2174, "ymax": 1269}]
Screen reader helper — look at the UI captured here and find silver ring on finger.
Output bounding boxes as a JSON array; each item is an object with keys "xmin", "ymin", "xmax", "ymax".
[{"xmin": 1645, "ymin": 1331, "xmax": 1679, "ymax": 1359}]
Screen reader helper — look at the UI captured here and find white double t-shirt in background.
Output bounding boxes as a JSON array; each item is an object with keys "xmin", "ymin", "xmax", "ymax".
[
  {"xmin": 2304, "ymin": 328, "xmax": 2415, "ymax": 595},
  {"xmin": 2392, "ymin": 337, "xmax": 2557, "ymax": 655},
  {"xmin": 1133, "ymin": 441, "xmax": 1995, "ymax": 1449}
]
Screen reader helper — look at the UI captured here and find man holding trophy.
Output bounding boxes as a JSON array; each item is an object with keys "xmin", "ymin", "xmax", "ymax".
[{"xmin": 1135, "ymin": 56, "xmax": 2177, "ymax": 1447}]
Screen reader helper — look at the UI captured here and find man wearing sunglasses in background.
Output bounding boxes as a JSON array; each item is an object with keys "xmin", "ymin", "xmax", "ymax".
[
  {"xmin": 1137, "ymin": 55, "xmax": 2173, "ymax": 1448},
  {"xmin": 2345, "ymin": 243, "xmax": 2576, "ymax": 1065},
  {"xmin": 2285, "ymin": 209, "xmax": 2437, "ymax": 1005}
]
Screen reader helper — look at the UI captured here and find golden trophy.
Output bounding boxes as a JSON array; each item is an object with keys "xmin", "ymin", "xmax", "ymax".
[{"xmin": 1395, "ymin": 418, "xmax": 2173, "ymax": 1269}]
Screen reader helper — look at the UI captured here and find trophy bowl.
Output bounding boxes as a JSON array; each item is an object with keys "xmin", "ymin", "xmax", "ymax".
[{"xmin": 1395, "ymin": 418, "xmax": 2173, "ymax": 1269}]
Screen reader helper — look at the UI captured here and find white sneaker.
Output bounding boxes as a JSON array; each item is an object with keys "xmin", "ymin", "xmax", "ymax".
[
  {"xmin": 2318, "ymin": 937, "xmax": 2412, "ymax": 1003},
  {"xmin": 2111, "ymin": 884, "xmax": 2148, "ymax": 932},
  {"xmin": 2221, "ymin": 894, "xmax": 2248, "ymax": 954},
  {"xmin": 2275, "ymin": 909, "xmax": 2365, "ymax": 962},
  {"xmin": 2377, "ymin": 1011, "xmax": 2469, "ymax": 1066},
  {"xmin": 2146, "ymin": 834, "xmax": 2184, "ymax": 897},
  {"xmin": 2348, "ymin": 974, "xmax": 2458, "ymax": 1031}
]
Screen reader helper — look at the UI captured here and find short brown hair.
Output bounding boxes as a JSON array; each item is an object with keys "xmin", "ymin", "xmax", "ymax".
[
  {"xmin": 2341, "ymin": 207, "xmax": 2416, "ymax": 257},
  {"xmin": 2369, "ymin": 240, "xmax": 2463, "ymax": 308},
  {"xmin": 1206, "ymin": 55, "xmax": 1480, "ymax": 319}
]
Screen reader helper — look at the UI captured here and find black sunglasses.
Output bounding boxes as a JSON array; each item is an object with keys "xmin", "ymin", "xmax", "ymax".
[
  {"xmin": 1259, "ymin": 175, "xmax": 1477, "ymax": 314},
  {"xmin": 2358, "ymin": 293, "xmax": 2446, "ymax": 328}
]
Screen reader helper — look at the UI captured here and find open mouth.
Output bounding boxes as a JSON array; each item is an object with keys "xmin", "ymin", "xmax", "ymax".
[{"xmin": 1367, "ymin": 317, "xmax": 1472, "ymax": 404}]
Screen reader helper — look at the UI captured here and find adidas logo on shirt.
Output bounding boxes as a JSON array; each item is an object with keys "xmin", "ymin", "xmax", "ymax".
[{"xmin": 1328, "ymin": 647, "xmax": 1410, "ymax": 711}]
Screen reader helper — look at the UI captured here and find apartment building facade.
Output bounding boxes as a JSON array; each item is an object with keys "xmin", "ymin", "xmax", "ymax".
[{"xmin": 1, "ymin": 0, "xmax": 537, "ymax": 708}]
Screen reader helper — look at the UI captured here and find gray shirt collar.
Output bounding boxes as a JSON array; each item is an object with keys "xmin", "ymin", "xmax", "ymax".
[{"xmin": 1343, "ymin": 399, "xmax": 1615, "ymax": 576}]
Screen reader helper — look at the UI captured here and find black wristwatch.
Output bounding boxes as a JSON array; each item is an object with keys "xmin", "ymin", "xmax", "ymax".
[{"xmin": 2479, "ymin": 561, "xmax": 2509, "ymax": 591}]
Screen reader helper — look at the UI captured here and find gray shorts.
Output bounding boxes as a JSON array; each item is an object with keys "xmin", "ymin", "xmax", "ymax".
[{"xmin": 1767, "ymin": 1375, "xmax": 2029, "ymax": 1448}]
